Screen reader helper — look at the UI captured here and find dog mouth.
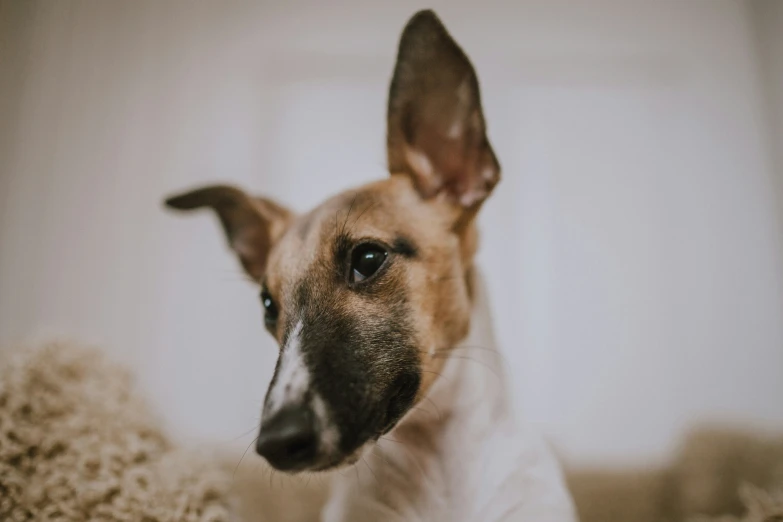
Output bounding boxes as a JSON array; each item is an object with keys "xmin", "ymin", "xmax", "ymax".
[
  {"xmin": 379, "ymin": 372, "xmax": 421, "ymax": 434},
  {"xmin": 298, "ymin": 425, "xmax": 392, "ymax": 473},
  {"xmin": 322, "ymin": 373, "xmax": 421, "ymax": 470},
  {"xmin": 305, "ymin": 449, "xmax": 363, "ymax": 473}
]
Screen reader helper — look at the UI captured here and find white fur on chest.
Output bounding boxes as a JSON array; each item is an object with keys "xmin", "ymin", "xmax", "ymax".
[{"xmin": 321, "ymin": 268, "xmax": 577, "ymax": 522}]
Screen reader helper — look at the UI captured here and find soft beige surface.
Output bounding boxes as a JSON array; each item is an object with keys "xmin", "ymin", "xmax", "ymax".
[
  {"xmin": 1, "ymin": 341, "xmax": 781, "ymax": 522},
  {"xmin": 0, "ymin": 342, "xmax": 235, "ymax": 521},
  {"xmin": 568, "ymin": 428, "xmax": 783, "ymax": 522}
]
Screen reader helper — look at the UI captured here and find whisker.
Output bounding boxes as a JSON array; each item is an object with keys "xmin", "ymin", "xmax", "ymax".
[
  {"xmin": 378, "ymin": 438, "xmax": 434, "ymax": 496},
  {"xmin": 349, "ymin": 201, "xmax": 378, "ymax": 230},
  {"xmin": 409, "ymin": 405, "xmax": 438, "ymax": 420},
  {"xmin": 433, "ymin": 345, "xmax": 507, "ymax": 363},
  {"xmin": 230, "ymin": 422, "xmax": 261, "ymax": 442},
  {"xmin": 420, "ymin": 369, "xmax": 450, "ymax": 383},
  {"xmin": 369, "ymin": 444, "xmax": 395, "ymax": 469},
  {"xmin": 361, "ymin": 456, "xmax": 380, "ymax": 486},
  {"xmin": 432, "ymin": 354, "xmax": 501, "ymax": 379},
  {"xmin": 443, "ymin": 344, "xmax": 502, "ymax": 353},
  {"xmin": 379, "ymin": 436, "xmax": 406, "ymax": 445},
  {"xmin": 233, "ymin": 435, "xmax": 260, "ymax": 481},
  {"xmin": 421, "ymin": 396, "xmax": 443, "ymax": 422},
  {"xmin": 339, "ymin": 194, "xmax": 359, "ymax": 237}
]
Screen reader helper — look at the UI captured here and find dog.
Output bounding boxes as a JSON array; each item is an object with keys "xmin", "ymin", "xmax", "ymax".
[{"xmin": 165, "ymin": 10, "xmax": 577, "ymax": 522}]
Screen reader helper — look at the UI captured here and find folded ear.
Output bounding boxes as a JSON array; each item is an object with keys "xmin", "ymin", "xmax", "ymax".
[
  {"xmin": 387, "ymin": 10, "xmax": 500, "ymax": 211},
  {"xmin": 164, "ymin": 185, "xmax": 292, "ymax": 281}
]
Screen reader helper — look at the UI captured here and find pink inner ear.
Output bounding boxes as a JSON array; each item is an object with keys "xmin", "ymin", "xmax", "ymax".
[
  {"xmin": 403, "ymin": 107, "xmax": 499, "ymax": 208},
  {"xmin": 232, "ymin": 228, "xmax": 271, "ymax": 281},
  {"xmin": 403, "ymin": 145, "xmax": 440, "ymax": 198}
]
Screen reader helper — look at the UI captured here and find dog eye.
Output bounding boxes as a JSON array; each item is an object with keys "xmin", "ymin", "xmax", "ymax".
[
  {"xmin": 260, "ymin": 290, "xmax": 279, "ymax": 324},
  {"xmin": 350, "ymin": 244, "xmax": 388, "ymax": 283}
]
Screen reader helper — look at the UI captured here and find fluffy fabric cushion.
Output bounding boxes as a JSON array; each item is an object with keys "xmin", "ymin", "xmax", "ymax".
[{"xmin": 0, "ymin": 342, "xmax": 234, "ymax": 522}]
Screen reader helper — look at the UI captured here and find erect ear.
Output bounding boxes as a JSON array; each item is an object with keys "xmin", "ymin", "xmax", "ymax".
[
  {"xmin": 164, "ymin": 184, "xmax": 292, "ymax": 281},
  {"xmin": 387, "ymin": 10, "xmax": 500, "ymax": 213}
]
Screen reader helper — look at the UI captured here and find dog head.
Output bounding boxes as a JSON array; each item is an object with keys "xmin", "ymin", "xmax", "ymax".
[{"xmin": 165, "ymin": 10, "xmax": 499, "ymax": 473}]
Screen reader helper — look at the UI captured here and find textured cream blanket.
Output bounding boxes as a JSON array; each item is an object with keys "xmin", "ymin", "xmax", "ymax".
[
  {"xmin": 0, "ymin": 342, "xmax": 235, "ymax": 521},
  {"xmin": 1, "ymin": 342, "xmax": 781, "ymax": 522}
]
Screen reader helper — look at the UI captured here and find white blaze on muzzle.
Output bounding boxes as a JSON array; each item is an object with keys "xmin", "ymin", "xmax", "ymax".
[{"xmin": 265, "ymin": 320, "xmax": 309, "ymax": 416}]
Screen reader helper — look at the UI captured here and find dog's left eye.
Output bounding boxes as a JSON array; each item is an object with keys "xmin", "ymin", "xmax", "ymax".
[
  {"xmin": 350, "ymin": 244, "xmax": 388, "ymax": 283},
  {"xmin": 260, "ymin": 290, "xmax": 279, "ymax": 325}
]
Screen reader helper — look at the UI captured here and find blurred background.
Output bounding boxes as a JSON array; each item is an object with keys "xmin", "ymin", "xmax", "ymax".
[{"xmin": 0, "ymin": 0, "xmax": 781, "ymax": 470}]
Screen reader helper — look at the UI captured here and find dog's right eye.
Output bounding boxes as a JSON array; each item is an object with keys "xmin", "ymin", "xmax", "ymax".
[
  {"xmin": 260, "ymin": 290, "xmax": 279, "ymax": 325},
  {"xmin": 350, "ymin": 243, "xmax": 389, "ymax": 284}
]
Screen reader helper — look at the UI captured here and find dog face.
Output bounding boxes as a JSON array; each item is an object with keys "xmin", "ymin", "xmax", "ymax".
[{"xmin": 165, "ymin": 10, "xmax": 499, "ymax": 473}]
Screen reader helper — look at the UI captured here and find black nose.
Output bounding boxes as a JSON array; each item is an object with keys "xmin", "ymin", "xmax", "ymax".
[{"xmin": 255, "ymin": 407, "xmax": 319, "ymax": 471}]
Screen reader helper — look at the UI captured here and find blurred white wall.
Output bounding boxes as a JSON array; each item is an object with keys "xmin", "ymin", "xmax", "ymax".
[{"xmin": 1, "ymin": 0, "xmax": 781, "ymax": 467}]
